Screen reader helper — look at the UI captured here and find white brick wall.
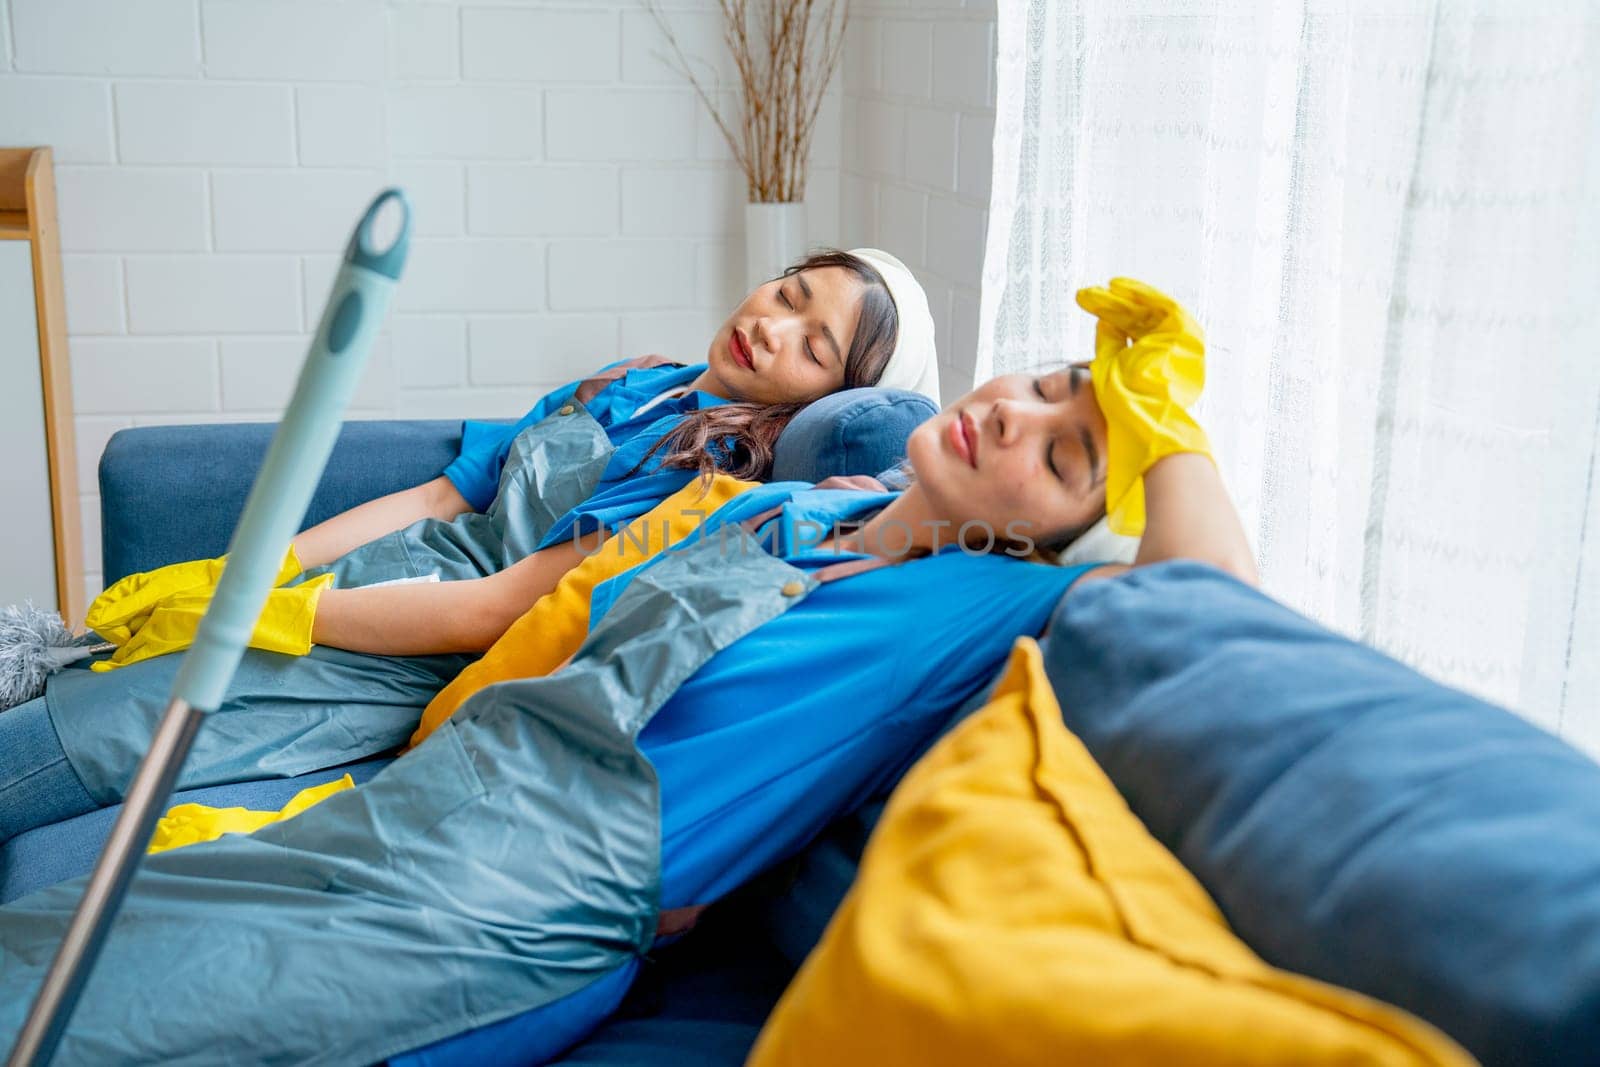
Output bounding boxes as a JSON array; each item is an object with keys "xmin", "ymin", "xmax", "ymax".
[
  {"xmin": 468, "ymin": 164, "xmax": 617, "ymax": 236},
  {"xmin": 388, "ymin": 5, "xmax": 458, "ymax": 82},
  {"xmin": 298, "ymin": 86, "xmax": 387, "ymax": 167},
  {"xmin": 56, "ymin": 167, "xmax": 208, "ymax": 251},
  {"xmin": 12, "ymin": 0, "xmax": 199, "ymax": 77},
  {"xmin": 461, "ymin": 8, "xmax": 619, "ymax": 83},
  {"xmin": 0, "ymin": 78, "xmax": 115, "ymax": 162},
  {"xmin": 124, "ymin": 256, "xmax": 302, "ymax": 333},
  {"xmin": 396, "ymin": 239, "xmax": 545, "ymax": 313},
  {"xmin": 60, "ymin": 255, "xmax": 124, "ymax": 334},
  {"xmin": 545, "ymin": 89, "xmax": 694, "ymax": 161},
  {"xmin": 843, "ymin": 0, "xmax": 996, "ymax": 408},
  {"xmin": 0, "ymin": 0, "xmax": 992, "ymax": 596},
  {"xmin": 468, "ymin": 314, "xmax": 616, "ymax": 388},
  {"xmin": 202, "ymin": 0, "xmax": 385, "ymax": 84},
  {"xmin": 116, "ymin": 82, "xmax": 298, "ymax": 165},
  {"xmin": 211, "ymin": 170, "xmax": 386, "ymax": 252},
  {"xmin": 387, "ymin": 86, "xmax": 543, "ymax": 160}
]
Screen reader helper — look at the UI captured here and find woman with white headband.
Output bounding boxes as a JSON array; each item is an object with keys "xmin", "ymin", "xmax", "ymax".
[
  {"xmin": 92, "ymin": 246, "xmax": 941, "ymax": 663},
  {"xmin": 0, "ymin": 248, "xmax": 939, "ymax": 844}
]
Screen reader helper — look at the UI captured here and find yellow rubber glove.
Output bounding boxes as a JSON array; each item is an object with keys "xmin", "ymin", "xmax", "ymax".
[
  {"xmin": 148, "ymin": 773, "xmax": 355, "ymax": 854},
  {"xmin": 1074, "ymin": 277, "xmax": 1210, "ymax": 537},
  {"xmin": 91, "ymin": 571, "xmax": 334, "ymax": 672},
  {"xmin": 87, "ymin": 545, "xmax": 303, "ymax": 645}
]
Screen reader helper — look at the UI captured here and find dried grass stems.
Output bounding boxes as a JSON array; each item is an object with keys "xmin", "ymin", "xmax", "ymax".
[{"xmin": 645, "ymin": 0, "xmax": 849, "ymax": 203}]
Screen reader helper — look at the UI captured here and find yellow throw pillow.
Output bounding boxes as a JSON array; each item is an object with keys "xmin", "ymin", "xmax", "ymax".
[
  {"xmin": 409, "ymin": 473, "xmax": 757, "ymax": 749},
  {"xmin": 748, "ymin": 638, "xmax": 1475, "ymax": 1067}
]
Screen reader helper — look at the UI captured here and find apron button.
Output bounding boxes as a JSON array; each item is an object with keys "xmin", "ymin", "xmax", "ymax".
[
  {"xmin": 557, "ymin": 404, "xmax": 576, "ymax": 416},
  {"xmin": 780, "ymin": 580, "xmax": 805, "ymax": 597}
]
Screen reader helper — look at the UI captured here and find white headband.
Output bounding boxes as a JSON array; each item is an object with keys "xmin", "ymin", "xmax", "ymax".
[{"xmin": 848, "ymin": 247, "xmax": 941, "ymax": 405}]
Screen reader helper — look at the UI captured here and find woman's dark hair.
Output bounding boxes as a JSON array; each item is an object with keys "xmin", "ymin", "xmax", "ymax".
[{"xmin": 636, "ymin": 248, "xmax": 901, "ymax": 481}]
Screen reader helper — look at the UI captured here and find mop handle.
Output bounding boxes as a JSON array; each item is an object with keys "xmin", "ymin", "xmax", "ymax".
[
  {"xmin": 173, "ymin": 188, "xmax": 410, "ymax": 711},
  {"xmin": 6, "ymin": 189, "xmax": 411, "ymax": 1067}
]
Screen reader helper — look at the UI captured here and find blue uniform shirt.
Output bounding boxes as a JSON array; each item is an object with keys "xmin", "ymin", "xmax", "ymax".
[
  {"xmin": 532, "ymin": 409, "xmax": 718, "ymax": 552},
  {"xmin": 441, "ymin": 361, "xmax": 720, "ymax": 513},
  {"xmin": 589, "ymin": 483, "xmax": 1103, "ymax": 912}
]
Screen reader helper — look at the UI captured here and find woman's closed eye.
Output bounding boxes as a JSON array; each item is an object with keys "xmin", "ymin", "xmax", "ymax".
[
  {"xmin": 1033, "ymin": 377, "xmax": 1065, "ymax": 482},
  {"xmin": 777, "ymin": 286, "xmax": 823, "ymax": 365}
]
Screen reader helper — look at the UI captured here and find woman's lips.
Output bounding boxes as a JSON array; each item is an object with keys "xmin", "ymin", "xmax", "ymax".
[
  {"xmin": 730, "ymin": 328, "xmax": 754, "ymax": 371},
  {"xmin": 947, "ymin": 410, "xmax": 978, "ymax": 468}
]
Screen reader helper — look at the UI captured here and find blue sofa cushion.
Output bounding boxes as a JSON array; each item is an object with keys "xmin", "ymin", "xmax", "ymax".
[
  {"xmin": 1040, "ymin": 561, "xmax": 1600, "ymax": 1067},
  {"xmin": 100, "ymin": 420, "xmax": 463, "ymax": 582},
  {"xmin": 771, "ymin": 387, "xmax": 935, "ymax": 484},
  {"xmin": 100, "ymin": 389, "xmax": 934, "ymax": 583}
]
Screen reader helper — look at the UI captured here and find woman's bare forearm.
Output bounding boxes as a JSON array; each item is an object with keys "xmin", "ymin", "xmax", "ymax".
[
  {"xmin": 1133, "ymin": 453, "xmax": 1258, "ymax": 584},
  {"xmin": 309, "ymin": 580, "xmax": 510, "ymax": 656},
  {"xmin": 309, "ymin": 538, "xmax": 588, "ymax": 655},
  {"xmin": 293, "ymin": 476, "xmax": 472, "ymax": 570}
]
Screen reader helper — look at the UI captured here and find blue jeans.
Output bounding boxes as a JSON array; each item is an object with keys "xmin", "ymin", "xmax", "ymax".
[{"xmin": 0, "ymin": 697, "xmax": 96, "ymax": 845}]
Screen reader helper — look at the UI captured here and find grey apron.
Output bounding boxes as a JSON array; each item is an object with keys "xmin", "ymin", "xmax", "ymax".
[
  {"xmin": 307, "ymin": 399, "xmax": 613, "ymax": 587},
  {"xmin": 1, "ymin": 520, "xmax": 877, "ymax": 1066},
  {"xmin": 48, "ymin": 404, "xmax": 615, "ymax": 803}
]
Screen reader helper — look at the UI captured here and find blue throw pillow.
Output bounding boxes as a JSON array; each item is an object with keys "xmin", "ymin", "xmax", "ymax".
[
  {"xmin": 771, "ymin": 388, "xmax": 936, "ymax": 484},
  {"xmin": 1041, "ymin": 560, "xmax": 1600, "ymax": 1067}
]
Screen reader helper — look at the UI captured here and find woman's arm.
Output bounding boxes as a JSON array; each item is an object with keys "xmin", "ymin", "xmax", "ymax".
[
  {"xmin": 1083, "ymin": 454, "xmax": 1257, "ymax": 587},
  {"xmin": 309, "ymin": 537, "xmax": 589, "ymax": 655},
  {"xmin": 292, "ymin": 475, "xmax": 472, "ymax": 570},
  {"xmin": 1133, "ymin": 453, "xmax": 1257, "ymax": 583},
  {"xmin": 1071, "ymin": 278, "xmax": 1256, "ymax": 588}
]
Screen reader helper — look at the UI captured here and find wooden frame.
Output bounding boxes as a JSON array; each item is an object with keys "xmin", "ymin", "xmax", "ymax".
[{"xmin": 0, "ymin": 147, "xmax": 84, "ymax": 623}]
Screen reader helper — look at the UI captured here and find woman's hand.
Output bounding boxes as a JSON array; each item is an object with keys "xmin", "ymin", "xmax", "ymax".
[
  {"xmin": 93, "ymin": 573, "xmax": 334, "ymax": 670},
  {"xmin": 1074, "ymin": 278, "xmax": 1211, "ymax": 538},
  {"xmin": 1072, "ymin": 278, "xmax": 1254, "ymax": 586},
  {"xmin": 87, "ymin": 546, "xmax": 303, "ymax": 645}
]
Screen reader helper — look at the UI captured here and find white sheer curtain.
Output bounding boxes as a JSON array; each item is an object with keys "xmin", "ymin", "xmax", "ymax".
[{"xmin": 978, "ymin": 0, "xmax": 1600, "ymax": 755}]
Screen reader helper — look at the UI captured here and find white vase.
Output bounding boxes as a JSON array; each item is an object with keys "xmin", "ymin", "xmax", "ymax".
[{"xmin": 744, "ymin": 201, "xmax": 808, "ymax": 290}]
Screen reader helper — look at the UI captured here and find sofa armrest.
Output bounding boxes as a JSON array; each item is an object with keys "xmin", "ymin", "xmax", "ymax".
[{"xmin": 99, "ymin": 420, "xmax": 464, "ymax": 583}]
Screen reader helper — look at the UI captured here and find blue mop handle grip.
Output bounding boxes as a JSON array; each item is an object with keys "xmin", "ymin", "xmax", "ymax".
[{"xmin": 170, "ymin": 189, "xmax": 410, "ymax": 712}]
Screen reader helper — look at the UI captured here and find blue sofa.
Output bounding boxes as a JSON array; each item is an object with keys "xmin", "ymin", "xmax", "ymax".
[{"xmin": 10, "ymin": 406, "xmax": 1598, "ymax": 1065}]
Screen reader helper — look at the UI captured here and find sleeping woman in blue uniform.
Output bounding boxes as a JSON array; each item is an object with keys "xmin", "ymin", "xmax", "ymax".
[
  {"xmin": 0, "ymin": 247, "xmax": 940, "ymax": 845},
  {"xmin": 0, "ymin": 279, "xmax": 1256, "ymax": 1066}
]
